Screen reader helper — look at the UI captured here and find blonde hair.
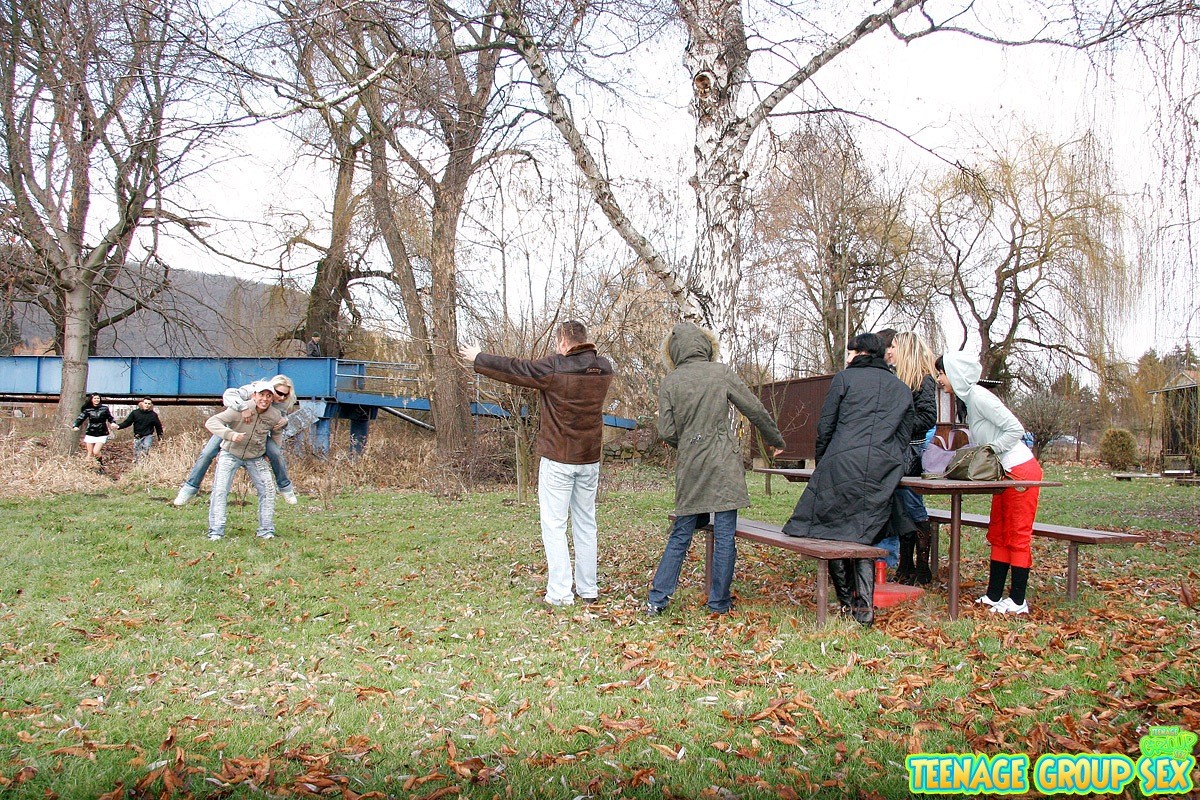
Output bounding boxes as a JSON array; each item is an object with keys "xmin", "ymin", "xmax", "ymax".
[{"xmin": 892, "ymin": 332, "xmax": 936, "ymax": 391}]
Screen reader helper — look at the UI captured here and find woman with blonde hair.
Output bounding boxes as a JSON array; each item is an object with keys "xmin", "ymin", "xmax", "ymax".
[{"xmin": 880, "ymin": 330, "xmax": 939, "ymax": 584}]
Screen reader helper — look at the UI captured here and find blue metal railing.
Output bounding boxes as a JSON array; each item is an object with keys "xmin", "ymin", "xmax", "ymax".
[{"xmin": 0, "ymin": 355, "xmax": 638, "ymax": 429}]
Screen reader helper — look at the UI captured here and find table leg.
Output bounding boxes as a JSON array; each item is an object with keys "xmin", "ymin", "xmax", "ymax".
[
  {"xmin": 930, "ymin": 523, "xmax": 940, "ymax": 579},
  {"xmin": 815, "ymin": 560, "xmax": 828, "ymax": 628},
  {"xmin": 1067, "ymin": 542, "xmax": 1079, "ymax": 600},
  {"xmin": 948, "ymin": 494, "xmax": 962, "ymax": 621}
]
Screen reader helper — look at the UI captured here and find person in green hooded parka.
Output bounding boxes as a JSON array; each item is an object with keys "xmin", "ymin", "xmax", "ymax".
[{"xmin": 647, "ymin": 322, "xmax": 786, "ymax": 616}]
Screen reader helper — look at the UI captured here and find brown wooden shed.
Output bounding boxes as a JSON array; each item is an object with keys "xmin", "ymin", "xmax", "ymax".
[{"xmin": 753, "ymin": 374, "xmax": 833, "ymax": 464}]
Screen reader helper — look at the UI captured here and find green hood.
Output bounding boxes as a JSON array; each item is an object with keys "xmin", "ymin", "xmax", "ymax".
[{"xmin": 663, "ymin": 322, "xmax": 719, "ymax": 369}]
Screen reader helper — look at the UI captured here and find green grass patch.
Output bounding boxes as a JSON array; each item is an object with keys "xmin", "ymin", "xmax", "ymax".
[{"xmin": 0, "ymin": 464, "xmax": 1197, "ymax": 798}]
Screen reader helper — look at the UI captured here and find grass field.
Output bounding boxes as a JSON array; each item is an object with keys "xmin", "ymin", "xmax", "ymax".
[{"xmin": 0, "ymin": 462, "xmax": 1197, "ymax": 798}]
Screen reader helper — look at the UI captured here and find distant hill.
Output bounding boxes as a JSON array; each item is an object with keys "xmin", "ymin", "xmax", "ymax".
[{"xmin": 12, "ymin": 269, "xmax": 309, "ymax": 358}]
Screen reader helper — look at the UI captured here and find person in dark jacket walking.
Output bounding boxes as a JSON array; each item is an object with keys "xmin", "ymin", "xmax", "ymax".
[
  {"xmin": 782, "ymin": 333, "xmax": 914, "ymax": 624},
  {"xmin": 461, "ymin": 321, "xmax": 615, "ymax": 608},
  {"xmin": 306, "ymin": 332, "xmax": 323, "ymax": 357},
  {"xmin": 646, "ymin": 323, "xmax": 786, "ymax": 616},
  {"xmin": 117, "ymin": 398, "xmax": 165, "ymax": 462},
  {"xmin": 72, "ymin": 394, "xmax": 116, "ymax": 461},
  {"xmin": 880, "ymin": 330, "xmax": 939, "ymax": 585}
]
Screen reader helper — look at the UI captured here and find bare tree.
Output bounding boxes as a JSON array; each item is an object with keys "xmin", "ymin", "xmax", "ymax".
[
  {"xmin": 236, "ymin": 1, "xmax": 528, "ymax": 456},
  {"xmin": 747, "ymin": 119, "xmax": 938, "ymax": 373},
  {"xmin": 1014, "ymin": 391, "xmax": 1073, "ymax": 460},
  {"xmin": 0, "ymin": 0, "xmax": 226, "ymax": 451},
  {"xmin": 494, "ymin": 0, "xmax": 1194, "ymax": 371},
  {"xmin": 928, "ymin": 131, "xmax": 1132, "ymax": 394},
  {"xmin": 496, "ymin": 0, "xmax": 991, "ymax": 358}
]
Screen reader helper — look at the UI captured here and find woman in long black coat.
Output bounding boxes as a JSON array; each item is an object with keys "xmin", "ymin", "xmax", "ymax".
[{"xmin": 782, "ymin": 332, "xmax": 913, "ymax": 624}]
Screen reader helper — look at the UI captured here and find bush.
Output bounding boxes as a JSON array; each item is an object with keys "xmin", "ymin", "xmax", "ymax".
[{"xmin": 1098, "ymin": 428, "xmax": 1138, "ymax": 470}]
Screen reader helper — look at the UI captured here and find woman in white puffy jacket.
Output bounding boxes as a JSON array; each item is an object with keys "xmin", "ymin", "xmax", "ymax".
[{"xmin": 935, "ymin": 352, "xmax": 1041, "ymax": 615}]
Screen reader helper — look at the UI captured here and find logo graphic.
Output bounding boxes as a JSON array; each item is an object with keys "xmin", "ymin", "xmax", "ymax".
[
  {"xmin": 1136, "ymin": 726, "xmax": 1197, "ymax": 796},
  {"xmin": 906, "ymin": 726, "xmax": 1196, "ymax": 796}
]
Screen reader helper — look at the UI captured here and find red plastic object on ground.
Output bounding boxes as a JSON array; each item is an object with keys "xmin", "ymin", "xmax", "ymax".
[{"xmin": 873, "ymin": 560, "xmax": 925, "ymax": 608}]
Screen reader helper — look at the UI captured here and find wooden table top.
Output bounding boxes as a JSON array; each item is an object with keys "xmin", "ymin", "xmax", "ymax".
[{"xmin": 753, "ymin": 467, "xmax": 1062, "ymax": 494}]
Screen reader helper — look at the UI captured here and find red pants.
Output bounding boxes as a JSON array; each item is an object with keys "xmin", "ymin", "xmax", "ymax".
[{"xmin": 987, "ymin": 458, "xmax": 1042, "ymax": 569}]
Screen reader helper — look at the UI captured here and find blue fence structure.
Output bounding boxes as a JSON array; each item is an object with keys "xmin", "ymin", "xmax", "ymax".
[{"xmin": 0, "ymin": 355, "xmax": 637, "ymax": 453}]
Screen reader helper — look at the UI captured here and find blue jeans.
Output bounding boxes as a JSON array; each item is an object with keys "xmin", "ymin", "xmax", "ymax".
[
  {"xmin": 649, "ymin": 510, "xmax": 737, "ymax": 613},
  {"xmin": 896, "ymin": 487, "xmax": 929, "ymax": 524},
  {"xmin": 877, "ymin": 533, "xmax": 899, "ymax": 568},
  {"xmin": 133, "ymin": 434, "xmax": 155, "ymax": 461},
  {"xmin": 207, "ymin": 453, "xmax": 276, "ymax": 538},
  {"xmin": 185, "ymin": 434, "xmax": 292, "ymax": 491}
]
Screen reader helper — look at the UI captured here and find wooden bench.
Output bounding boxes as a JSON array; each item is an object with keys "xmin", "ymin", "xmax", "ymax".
[
  {"xmin": 686, "ymin": 516, "xmax": 886, "ymax": 627},
  {"xmin": 1111, "ymin": 472, "xmax": 1159, "ymax": 481},
  {"xmin": 925, "ymin": 509, "xmax": 1145, "ymax": 600}
]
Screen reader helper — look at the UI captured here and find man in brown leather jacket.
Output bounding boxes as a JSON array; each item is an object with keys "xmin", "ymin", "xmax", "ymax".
[{"xmin": 461, "ymin": 321, "xmax": 615, "ymax": 607}]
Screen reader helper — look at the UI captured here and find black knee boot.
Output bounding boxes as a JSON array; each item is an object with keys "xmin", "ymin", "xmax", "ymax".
[
  {"xmin": 851, "ymin": 559, "xmax": 875, "ymax": 625},
  {"xmin": 827, "ymin": 559, "xmax": 855, "ymax": 612},
  {"xmin": 915, "ymin": 520, "xmax": 933, "ymax": 585},
  {"xmin": 895, "ymin": 533, "xmax": 916, "ymax": 585}
]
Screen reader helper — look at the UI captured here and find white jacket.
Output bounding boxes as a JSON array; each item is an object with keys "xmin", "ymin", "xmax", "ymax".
[{"xmin": 942, "ymin": 352, "xmax": 1035, "ymax": 470}]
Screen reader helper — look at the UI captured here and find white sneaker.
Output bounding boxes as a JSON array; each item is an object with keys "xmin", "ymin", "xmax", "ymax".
[
  {"xmin": 976, "ymin": 594, "xmax": 1002, "ymax": 607},
  {"xmin": 207, "ymin": 532, "xmax": 223, "ymax": 541},
  {"xmin": 173, "ymin": 486, "xmax": 197, "ymax": 506},
  {"xmin": 256, "ymin": 531, "xmax": 275, "ymax": 540},
  {"xmin": 990, "ymin": 597, "xmax": 1030, "ymax": 615},
  {"xmin": 279, "ymin": 489, "xmax": 298, "ymax": 505},
  {"xmin": 544, "ymin": 596, "xmax": 574, "ymax": 607}
]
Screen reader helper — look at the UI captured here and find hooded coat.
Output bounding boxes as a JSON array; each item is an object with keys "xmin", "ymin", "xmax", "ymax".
[
  {"xmin": 782, "ymin": 354, "xmax": 914, "ymax": 544},
  {"xmin": 657, "ymin": 323, "xmax": 785, "ymax": 515},
  {"xmin": 940, "ymin": 352, "xmax": 1034, "ymax": 470}
]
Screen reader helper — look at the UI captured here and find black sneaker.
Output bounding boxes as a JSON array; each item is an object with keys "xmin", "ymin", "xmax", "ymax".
[{"xmin": 644, "ymin": 603, "xmax": 665, "ymax": 617}]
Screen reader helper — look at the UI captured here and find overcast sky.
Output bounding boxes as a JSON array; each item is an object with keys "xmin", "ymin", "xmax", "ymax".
[{"xmin": 169, "ymin": 16, "xmax": 1196, "ymax": 364}]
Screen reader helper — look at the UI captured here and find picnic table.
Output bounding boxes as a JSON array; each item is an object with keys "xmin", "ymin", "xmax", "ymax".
[{"xmin": 754, "ymin": 467, "xmax": 1063, "ymax": 620}]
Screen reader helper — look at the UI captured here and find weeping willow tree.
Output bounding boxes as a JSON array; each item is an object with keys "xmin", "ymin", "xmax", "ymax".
[{"xmin": 928, "ymin": 131, "xmax": 1133, "ymax": 395}]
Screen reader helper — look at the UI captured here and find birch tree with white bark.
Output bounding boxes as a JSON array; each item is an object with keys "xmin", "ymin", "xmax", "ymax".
[{"xmin": 496, "ymin": 0, "xmax": 1195, "ymax": 362}]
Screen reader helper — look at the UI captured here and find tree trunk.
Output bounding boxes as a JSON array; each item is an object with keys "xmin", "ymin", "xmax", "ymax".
[
  {"xmin": 515, "ymin": 417, "xmax": 533, "ymax": 506},
  {"xmin": 367, "ymin": 132, "xmax": 433, "ymax": 369},
  {"xmin": 303, "ymin": 140, "xmax": 359, "ymax": 356},
  {"xmin": 54, "ymin": 281, "xmax": 92, "ymax": 454},
  {"xmin": 679, "ymin": 0, "xmax": 750, "ymax": 355},
  {"xmin": 428, "ymin": 204, "xmax": 472, "ymax": 456}
]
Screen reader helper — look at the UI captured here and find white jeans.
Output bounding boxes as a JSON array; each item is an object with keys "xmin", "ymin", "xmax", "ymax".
[{"xmin": 538, "ymin": 457, "xmax": 600, "ymax": 604}]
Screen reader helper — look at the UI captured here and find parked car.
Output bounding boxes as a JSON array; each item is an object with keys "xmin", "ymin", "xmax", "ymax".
[{"xmin": 1048, "ymin": 435, "xmax": 1085, "ymax": 447}]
